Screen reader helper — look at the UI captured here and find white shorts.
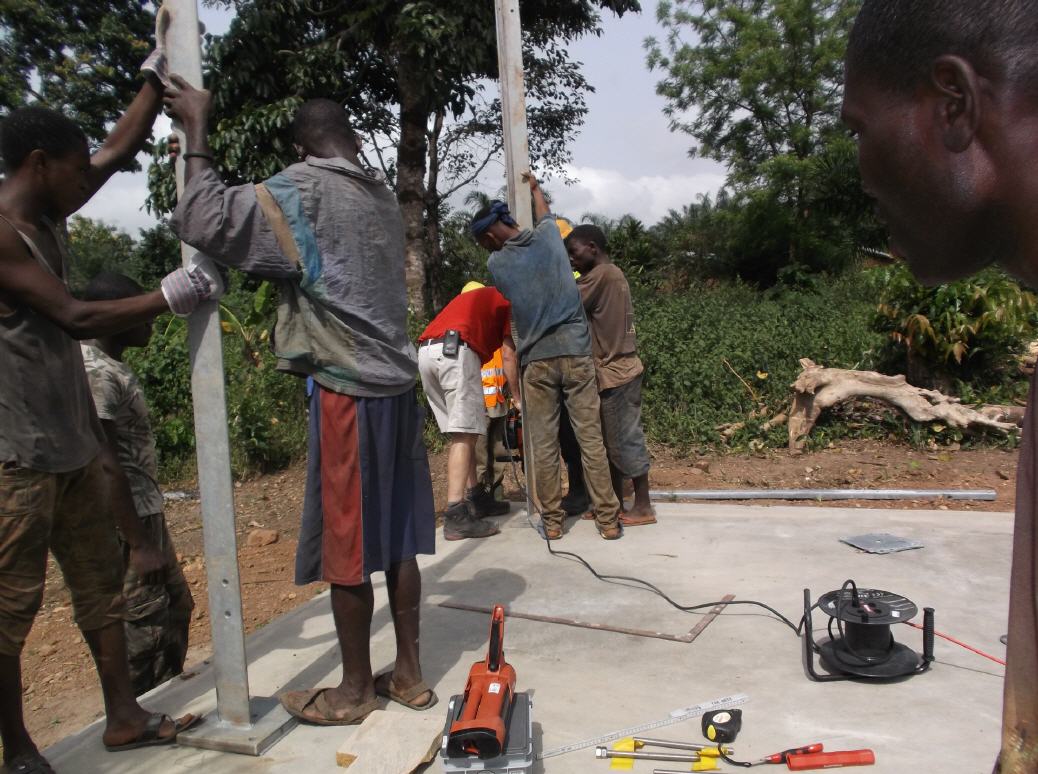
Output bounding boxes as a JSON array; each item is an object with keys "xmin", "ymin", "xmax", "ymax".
[{"xmin": 417, "ymin": 341, "xmax": 487, "ymax": 435}]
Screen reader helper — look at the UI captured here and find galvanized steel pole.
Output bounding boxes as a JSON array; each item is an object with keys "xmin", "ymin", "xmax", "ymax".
[
  {"xmin": 164, "ymin": 0, "xmax": 293, "ymax": 754},
  {"xmin": 494, "ymin": 0, "xmax": 533, "ymax": 230},
  {"xmin": 494, "ymin": 0, "xmax": 539, "ymax": 524}
]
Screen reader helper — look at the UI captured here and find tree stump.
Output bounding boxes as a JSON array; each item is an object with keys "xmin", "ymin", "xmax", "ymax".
[{"xmin": 788, "ymin": 359, "xmax": 1020, "ymax": 451}]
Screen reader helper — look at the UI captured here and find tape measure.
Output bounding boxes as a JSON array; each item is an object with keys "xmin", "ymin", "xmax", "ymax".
[
  {"xmin": 538, "ymin": 693, "xmax": 750, "ymax": 760},
  {"xmin": 702, "ymin": 708, "xmax": 742, "ymax": 743}
]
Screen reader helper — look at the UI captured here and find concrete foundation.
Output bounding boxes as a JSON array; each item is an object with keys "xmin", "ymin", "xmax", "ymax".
[{"xmin": 44, "ymin": 502, "xmax": 1010, "ymax": 773}]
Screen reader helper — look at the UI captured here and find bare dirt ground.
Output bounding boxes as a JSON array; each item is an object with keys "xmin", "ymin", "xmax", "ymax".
[{"xmin": 14, "ymin": 439, "xmax": 1017, "ymax": 752}]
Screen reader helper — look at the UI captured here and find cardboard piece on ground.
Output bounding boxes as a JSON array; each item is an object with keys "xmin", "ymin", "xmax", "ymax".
[{"xmin": 336, "ymin": 709, "xmax": 443, "ymax": 772}]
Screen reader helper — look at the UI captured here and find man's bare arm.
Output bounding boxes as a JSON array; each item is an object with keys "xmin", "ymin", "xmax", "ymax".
[
  {"xmin": 502, "ymin": 334, "xmax": 521, "ymax": 403},
  {"xmin": 82, "ymin": 78, "xmax": 166, "ymax": 205},
  {"xmin": 524, "ymin": 173, "xmax": 550, "ymax": 222},
  {"xmin": 0, "ymin": 224, "xmax": 168, "ymax": 338}
]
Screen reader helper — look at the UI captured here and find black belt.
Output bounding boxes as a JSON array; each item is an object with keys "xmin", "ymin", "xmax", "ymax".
[{"xmin": 422, "ymin": 336, "xmax": 469, "ymax": 348}]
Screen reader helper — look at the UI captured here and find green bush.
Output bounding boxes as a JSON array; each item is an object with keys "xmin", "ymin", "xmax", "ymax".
[
  {"xmin": 635, "ymin": 272, "xmax": 884, "ymax": 450},
  {"xmin": 126, "ymin": 276, "xmax": 309, "ymax": 481},
  {"xmin": 873, "ymin": 264, "xmax": 1036, "ymax": 402}
]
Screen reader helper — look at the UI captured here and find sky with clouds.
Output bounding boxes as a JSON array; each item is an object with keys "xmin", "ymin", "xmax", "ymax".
[{"xmin": 78, "ymin": 4, "xmax": 727, "ymax": 235}]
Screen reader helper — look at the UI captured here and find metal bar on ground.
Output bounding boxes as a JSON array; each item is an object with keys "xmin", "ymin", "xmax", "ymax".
[
  {"xmin": 650, "ymin": 488, "xmax": 997, "ymax": 502},
  {"xmin": 684, "ymin": 594, "xmax": 734, "ymax": 642},
  {"xmin": 164, "ymin": 0, "xmax": 293, "ymax": 755},
  {"xmin": 440, "ymin": 601, "xmax": 730, "ymax": 644}
]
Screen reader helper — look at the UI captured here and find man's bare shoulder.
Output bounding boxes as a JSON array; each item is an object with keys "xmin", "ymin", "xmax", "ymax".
[{"xmin": 0, "ymin": 215, "xmax": 32, "ymax": 265}]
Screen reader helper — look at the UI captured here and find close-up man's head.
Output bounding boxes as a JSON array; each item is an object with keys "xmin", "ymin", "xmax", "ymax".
[
  {"xmin": 292, "ymin": 99, "xmax": 361, "ymax": 160},
  {"xmin": 565, "ymin": 225, "xmax": 608, "ymax": 275},
  {"xmin": 81, "ymin": 272, "xmax": 152, "ymax": 347},
  {"xmin": 470, "ymin": 201, "xmax": 520, "ymax": 252},
  {"xmin": 0, "ymin": 106, "xmax": 91, "ymax": 216},
  {"xmin": 843, "ymin": 0, "xmax": 1038, "ymax": 285}
]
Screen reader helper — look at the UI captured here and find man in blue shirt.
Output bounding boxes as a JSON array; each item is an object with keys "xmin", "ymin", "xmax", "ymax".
[{"xmin": 471, "ymin": 176, "xmax": 621, "ymax": 540}]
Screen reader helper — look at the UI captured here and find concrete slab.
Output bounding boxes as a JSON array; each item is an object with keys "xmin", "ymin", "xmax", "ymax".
[{"xmin": 44, "ymin": 503, "xmax": 1011, "ymax": 773}]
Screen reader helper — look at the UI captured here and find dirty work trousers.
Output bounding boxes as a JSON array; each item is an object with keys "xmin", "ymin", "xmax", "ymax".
[{"xmin": 521, "ymin": 355, "xmax": 620, "ymax": 532}]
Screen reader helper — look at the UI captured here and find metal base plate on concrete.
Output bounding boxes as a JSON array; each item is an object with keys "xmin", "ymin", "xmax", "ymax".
[
  {"xmin": 177, "ymin": 696, "xmax": 296, "ymax": 756},
  {"xmin": 440, "ymin": 692, "xmax": 534, "ymax": 772}
]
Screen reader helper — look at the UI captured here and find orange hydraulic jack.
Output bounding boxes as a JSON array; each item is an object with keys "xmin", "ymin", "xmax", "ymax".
[{"xmin": 445, "ymin": 605, "xmax": 516, "ymax": 759}]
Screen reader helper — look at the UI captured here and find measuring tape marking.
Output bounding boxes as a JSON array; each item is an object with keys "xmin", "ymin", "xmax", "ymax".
[{"xmin": 537, "ymin": 693, "xmax": 750, "ymax": 760}]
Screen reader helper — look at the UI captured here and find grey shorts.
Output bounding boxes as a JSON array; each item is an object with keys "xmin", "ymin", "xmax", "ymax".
[
  {"xmin": 599, "ymin": 373, "xmax": 651, "ymax": 479},
  {"xmin": 418, "ymin": 341, "xmax": 487, "ymax": 435}
]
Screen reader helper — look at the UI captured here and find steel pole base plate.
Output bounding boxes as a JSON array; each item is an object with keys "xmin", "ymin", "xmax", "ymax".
[{"xmin": 177, "ymin": 696, "xmax": 296, "ymax": 756}]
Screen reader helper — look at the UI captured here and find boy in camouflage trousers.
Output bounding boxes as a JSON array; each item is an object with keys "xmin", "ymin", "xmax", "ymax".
[{"xmin": 81, "ymin": 272, "xmax": 194, "ymax": 695}]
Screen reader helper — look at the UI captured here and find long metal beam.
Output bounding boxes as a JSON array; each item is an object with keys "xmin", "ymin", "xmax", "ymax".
[
  {"xmin": 163, "ymin": 0, "xmax": 293, "ymax": 755},
  {"xmin": 649, "ymin": 488, "xmax": 997, "ymax": 502},
  {"xmin": 494, "ymin": 0, "xmax": 533, "ymax": 230}
]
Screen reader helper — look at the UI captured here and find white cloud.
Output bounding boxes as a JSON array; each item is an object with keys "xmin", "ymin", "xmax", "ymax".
[
  {"xmin": 76, "ymin": 158, "xmax": 161, "ymax": 236},
  {"xmin": 549, "ymin": 165, "xmax": 726, "ymax": 224}
]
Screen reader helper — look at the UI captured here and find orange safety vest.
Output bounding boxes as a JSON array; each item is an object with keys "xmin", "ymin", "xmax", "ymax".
[{"xmin": 481, "ymin": 349, "xmax": 506, "ymax": 410}]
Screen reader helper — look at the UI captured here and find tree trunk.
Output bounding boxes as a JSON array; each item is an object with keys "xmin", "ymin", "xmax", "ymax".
[
  {"xmin": 424, "ymin": 108, "xmax": 446, "ymax": 311},
  {"xmin": 395, "ymin": 57, "xmax": 431, "ymax": 317},
  {"xmin": 787, "ymin": 358, "xmax": 1019, "ymax": 451}
]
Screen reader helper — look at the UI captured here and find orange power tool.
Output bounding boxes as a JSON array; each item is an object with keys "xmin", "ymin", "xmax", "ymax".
[{"xmin": 445, "ymin": 604, "xmax": 516, "ymax": 760}]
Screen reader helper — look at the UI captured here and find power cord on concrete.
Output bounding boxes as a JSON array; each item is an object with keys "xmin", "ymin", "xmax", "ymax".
[{"xmin": 500, "ymin": 420, "xmax": 804, "ymax": 635}]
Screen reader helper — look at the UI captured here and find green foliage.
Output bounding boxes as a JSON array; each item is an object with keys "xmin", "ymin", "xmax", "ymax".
[
  {"xmin": 635, "ymin": 272, "xmax": 884, "ymax": 449},
  {"xmin": 150, "ymin": 0, "xmax": 638, "ymax": 315},
  {"xmin": 646, "ymin": 0, "xmax": 881, "ymax": 282},
  {"xmin": 125, "ymin": 271, "xmax": 308, "ymax": 481},
  {"xmin": 873, "ymin": 264, "xmax": 1037, "ymax": 398},
  {"xmin": 67, "ymin": 217, "xmax": 183, "ymax": 293},
  {"xmin": 0, "ymin": 0, "xmax": 155, "ymax": 167}
]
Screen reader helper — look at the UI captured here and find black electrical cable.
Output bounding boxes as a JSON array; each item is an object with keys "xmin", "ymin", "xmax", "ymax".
[
  {"xmin": 718, "ymin": 745, "xmax": 754, "ymax": 767},
  {"xmin": 500, "ymin": 415, "xmax": 803, "ymax": 636}
]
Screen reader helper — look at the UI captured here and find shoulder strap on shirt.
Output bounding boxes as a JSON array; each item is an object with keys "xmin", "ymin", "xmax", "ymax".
[
  {"xmin": 0, "ymin": 212, "xmax": 57, "ymax": 277},
  {"xmin": 254, "ymin": 183, "xmax": 301, "ymax": 268}
]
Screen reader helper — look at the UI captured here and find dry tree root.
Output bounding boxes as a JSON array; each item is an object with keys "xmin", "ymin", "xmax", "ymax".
[{"xmin": 788, "ymin": 358, "xmax": 1021, "ymax": 452}]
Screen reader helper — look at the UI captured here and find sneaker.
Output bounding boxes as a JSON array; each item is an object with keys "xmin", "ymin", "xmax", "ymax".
[
  {"xmin": 561, "ymin": 489, "xmax": 590, "ymax": 517},
  {"xmin": 443, "ymin": 502, "xmax": 500, "ymax": 541},
  {"xmin": 468, "ymin": 486, "xmax": 511, "ymax": 518}
]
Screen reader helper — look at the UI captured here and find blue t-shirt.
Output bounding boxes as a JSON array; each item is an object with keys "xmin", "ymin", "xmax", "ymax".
[{"xmin": 487, "ymin": 215, "xmax": 592, "ymax": 365}]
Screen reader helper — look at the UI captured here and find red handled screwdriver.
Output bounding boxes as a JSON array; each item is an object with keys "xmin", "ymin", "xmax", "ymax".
[{"xmin": 786, "ymin": 749, "xmax": 875, "ymax": 770}]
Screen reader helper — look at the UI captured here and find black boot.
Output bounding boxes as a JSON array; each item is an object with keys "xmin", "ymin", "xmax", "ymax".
[
  {"xmin": 443, "ymin": 501, "xmax": 500, "ymax": 540},
  {"xmin": 467, "ymin": 485, "xmax": 510, "ymax": 518}
]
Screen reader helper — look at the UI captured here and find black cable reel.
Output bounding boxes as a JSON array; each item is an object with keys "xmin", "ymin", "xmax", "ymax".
[{"xmin": 802, "ymin": 580, "xmax": 935, "ymax": 681}]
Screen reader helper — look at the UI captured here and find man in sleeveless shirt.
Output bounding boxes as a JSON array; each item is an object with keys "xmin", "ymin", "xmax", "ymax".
[
  {"xmin": 845, "ymin": 3, "xmax": 1038, "ymax": 771},
  {"xmin": 0, "ymin": 60, "xmax": 218, "ymax": 771}
]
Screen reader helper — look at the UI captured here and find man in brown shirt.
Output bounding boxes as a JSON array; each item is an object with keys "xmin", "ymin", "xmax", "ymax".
[
  {"xmin": 566, "ymin": 225, "xmax": 655, "ymax": 526},
  {"xmin": 845, "ymin": 2, "xmax": 1038, "ymax": 771}
]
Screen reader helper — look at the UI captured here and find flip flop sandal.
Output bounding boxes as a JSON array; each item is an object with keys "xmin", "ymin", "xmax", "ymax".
[
  {"xmin": 279, "ymin": 688, "xmax": 379, "ymax": 726},
  {"xmin": 103, "ymin": 712, "xmax": 200, "ymax": 752},
  {"xmin": 620, "ymin": 511, "xmax": 657, "ymax": 527},
  {"xmin": 2, "ymin": 752, "xmax": 56, "ymax": 774},
  {"xmin": 374, "ymin": 672, "xmax": 439, "ymax": 711}
]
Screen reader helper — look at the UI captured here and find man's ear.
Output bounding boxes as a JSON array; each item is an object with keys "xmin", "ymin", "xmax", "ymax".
[
  {"xmin": 930, "ymin": 55, "xmax": 982, "ymax": 153},
  {"xmin": 26, "ymin": 148, "xmax": 48, "ymax": 174}
]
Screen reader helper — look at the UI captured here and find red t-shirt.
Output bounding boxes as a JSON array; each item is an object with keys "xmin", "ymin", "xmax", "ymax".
[{"xmin": 419, "ymin": 287, "xmax": 512, "ymax": 364}]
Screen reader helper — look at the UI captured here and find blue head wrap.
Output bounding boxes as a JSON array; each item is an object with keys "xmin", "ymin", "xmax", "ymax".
[{"xmin": 470, "ymin": 200, "xmax": 518, "ymax": 237}]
